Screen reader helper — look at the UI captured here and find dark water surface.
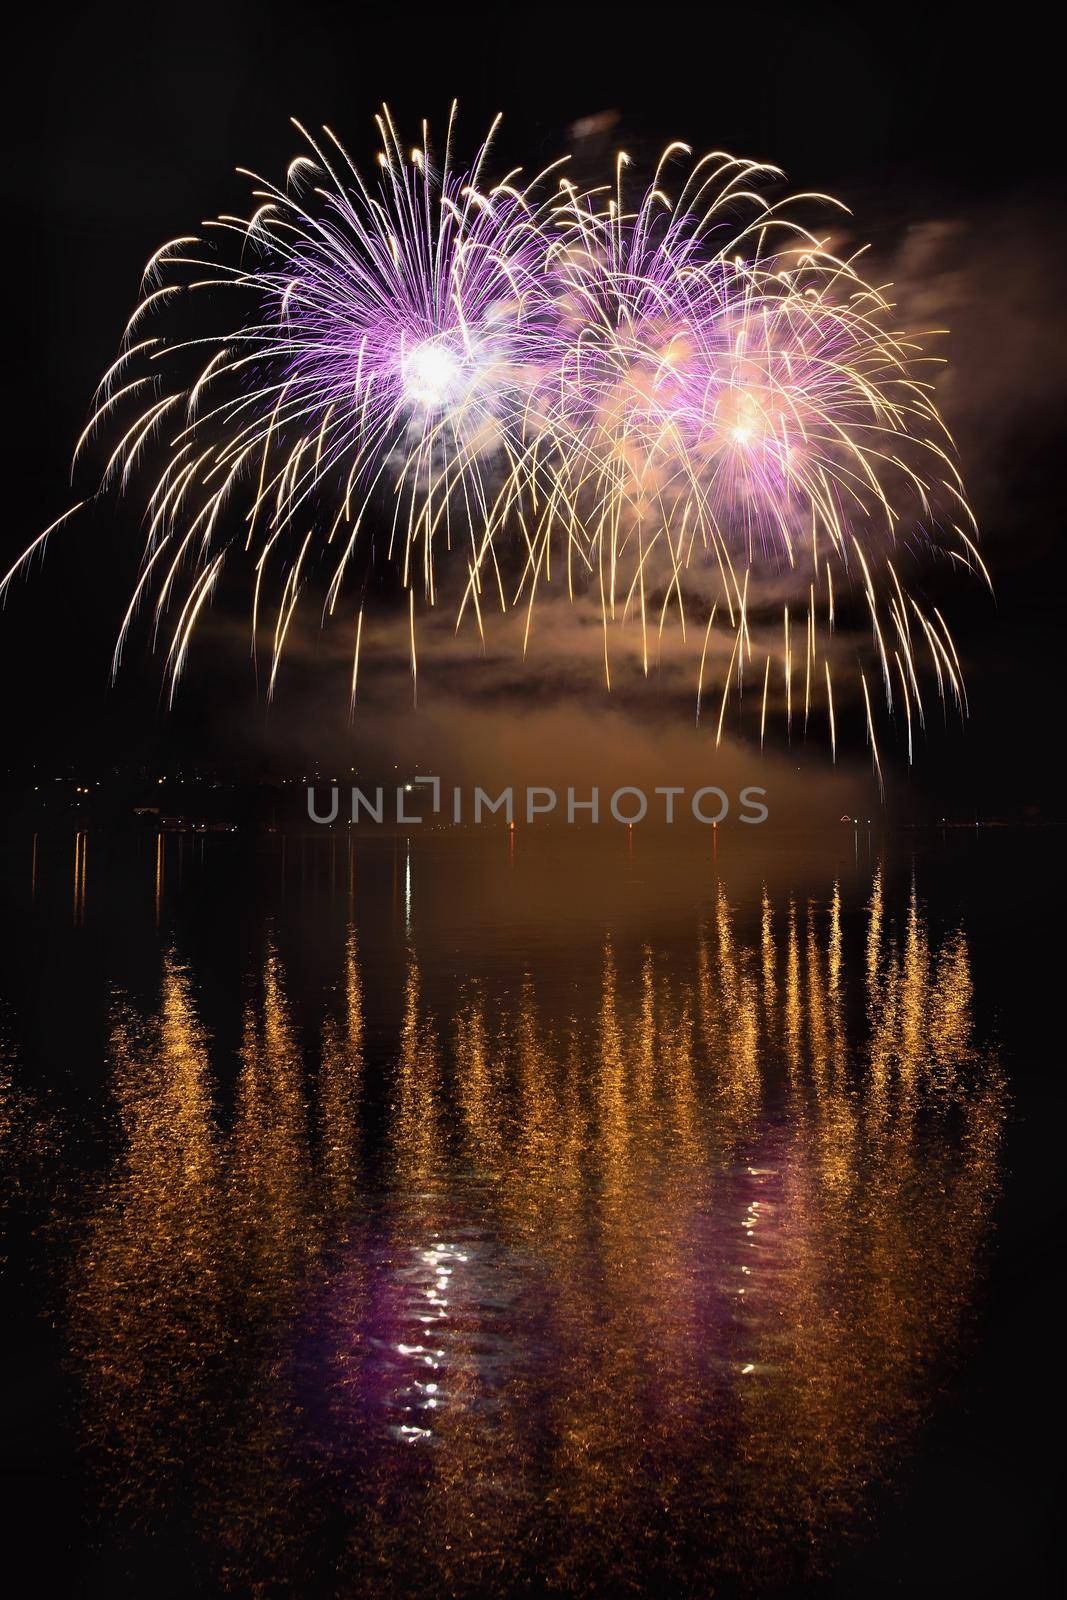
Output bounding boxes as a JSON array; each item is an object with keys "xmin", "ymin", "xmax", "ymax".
[{"xmin": 1, "ymin": 827, "xmax": 1061, "ymax": 1596}]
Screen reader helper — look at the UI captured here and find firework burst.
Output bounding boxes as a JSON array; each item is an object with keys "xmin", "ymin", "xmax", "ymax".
[
  {"xmin": 506, "ymin": 147, "xmax": 989, "ymax": 777},
  {"xmin": 2, "ymin": 107, "xmax": 989, "ymax": 780}
]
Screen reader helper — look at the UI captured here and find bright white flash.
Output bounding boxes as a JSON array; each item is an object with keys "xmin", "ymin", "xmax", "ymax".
[{"xmin": 402, "ymin": 339, "xmax": 462, "ymax": 408}]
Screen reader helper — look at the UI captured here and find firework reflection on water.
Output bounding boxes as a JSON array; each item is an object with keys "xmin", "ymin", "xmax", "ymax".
[{"xmin": 47, "ymin": 834, "xmax": 1006, "ymax": 1596}]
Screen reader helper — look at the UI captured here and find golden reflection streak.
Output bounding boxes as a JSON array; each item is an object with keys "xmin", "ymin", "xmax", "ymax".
[
  {"xmin": 71, "ymin": 830, "xmax": 88, "ymax": 925},
  {"xmin": 154, "ymin": 832, "xmax": 164, "ymax": 926},
  {"xmin": 390, "ymin": 950, "xmax": 440, "ymax": 1186},
  {"xmin": 229, "ymin": 940, "xmax": 316, "ymax": 1299},
  {"xmin": 318, "ymin": 925, "xmax": 364, "ymax": 1215},
  {"xmin": 71, "ymin": 955, "xmax": 224, "ymax": 1499}
]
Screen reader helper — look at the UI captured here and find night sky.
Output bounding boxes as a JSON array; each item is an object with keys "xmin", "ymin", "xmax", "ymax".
[{"xmin": 2, "ymin": 2, "xmax": 1063, "ymax": 818}]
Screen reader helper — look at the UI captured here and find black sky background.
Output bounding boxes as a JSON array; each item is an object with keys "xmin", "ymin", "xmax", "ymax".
[{"xmin": 2, "ymin": 1, "xmax": 1064, "ymax": 815}]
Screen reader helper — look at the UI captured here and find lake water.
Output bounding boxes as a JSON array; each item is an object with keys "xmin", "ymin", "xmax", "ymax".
[{"xmin": 1, "ymin": 826, "xmax": 1059, "ymax": 1595}]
